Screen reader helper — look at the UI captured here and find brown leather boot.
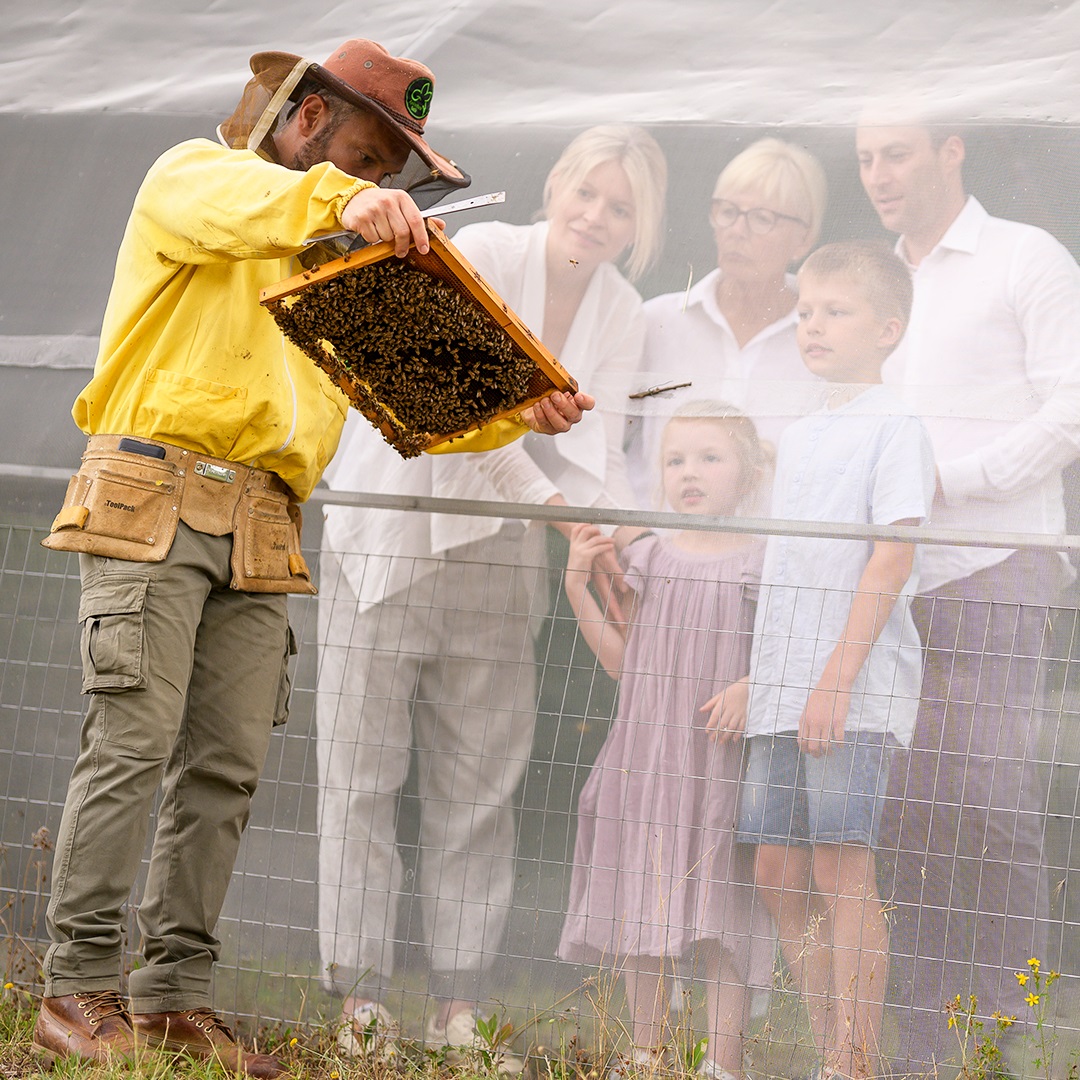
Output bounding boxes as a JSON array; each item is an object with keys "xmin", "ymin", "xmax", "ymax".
[
  {"xmin": 32, "ymin": 990, "xmax": 136, "ymax": 1065},
  {"xmin": 132, "ymin": 1007, "xmax": 285, "ymax": 1078}
]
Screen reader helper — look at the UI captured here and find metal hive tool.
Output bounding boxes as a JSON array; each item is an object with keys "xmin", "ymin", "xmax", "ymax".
[{"xmin": 260, "ymin": 224, "xmax": 577, "ymax": 458}]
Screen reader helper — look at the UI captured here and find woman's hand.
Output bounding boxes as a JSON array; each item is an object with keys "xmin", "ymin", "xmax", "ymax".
[
  {"xmin": 565, "ymin": 524, "xmax": 626, "ymax": 622},
  {"xmin": 521, "ymin": 391, "xmax": 596, "ymax": 435},
  {"xmin": 703, "ymin": 677, "xmax": 750, "ymax": 743},
  {"xmin": 565, "ymin": 523, "xmax": 615, "ymax": 606},
  {"xmin": 588, "ymin": 538, "xmax": 630, "ymax": 626},
  {"xmin": 566, "ymin": 523, "xmax": 613, "ymax": 577}
]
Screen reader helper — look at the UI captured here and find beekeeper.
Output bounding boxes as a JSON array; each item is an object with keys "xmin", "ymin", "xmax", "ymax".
[{"xmin": 32, "ymin": 37, "xmax": 593, "ymax": 1076}]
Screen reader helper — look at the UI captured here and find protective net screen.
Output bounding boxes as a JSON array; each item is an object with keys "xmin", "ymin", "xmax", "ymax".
[{"xmin": 2, "ymin": 4, "xmax": 1080, "ymax": 1077}]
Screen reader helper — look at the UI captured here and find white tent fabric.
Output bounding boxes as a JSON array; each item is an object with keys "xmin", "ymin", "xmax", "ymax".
[
  {"xmin": 2, "ymin": 2, "xmax": 1079, "ymax": 469},
  {"xmin": 6, "ymin": 0, "xmax": 1080, "ymax": 124}
]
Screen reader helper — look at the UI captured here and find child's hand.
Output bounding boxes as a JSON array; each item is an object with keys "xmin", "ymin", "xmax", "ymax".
[
  {"xmin": 798, "ymin": 685, "xmax": 850, "ymax": 757},
  {"xmin": 566, "ymin": 523, "xmax": 613, "ymax": 573},
  {"xmin": 702, "ymin": 677, "xmax": 749, "ymax": 743},
  {"xmin": 565, "ymin": 524, "xmax": 615, "ymax": 604},
  {"xmin": 588, "ymin": 541, "xmax": 630, "ymax": 625}
]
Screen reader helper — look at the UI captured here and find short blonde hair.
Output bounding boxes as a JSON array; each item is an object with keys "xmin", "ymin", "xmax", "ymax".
[
  {"xmin": 799, "ymin": 241, "xmax": 913, "ymax": 335},
  {"xmin": 713, "ymin": 137, "xmax": 828, "ymax": 246},
  {"xmin": 542, "ymin": 125, "xmax": 668, "ymax": 281}
]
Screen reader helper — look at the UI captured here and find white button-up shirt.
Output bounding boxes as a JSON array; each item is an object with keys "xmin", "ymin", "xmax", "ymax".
[
  {"xmin": 625, "ymin": 268, "xmax": 824, "ymax": 510},
  {"xmin": 885, "ymin": 196, "xmax": 1080, "ymax": 591},
  {"xmin": 321, "ymin": 220, "xmax": 644, "ymax": 609}
]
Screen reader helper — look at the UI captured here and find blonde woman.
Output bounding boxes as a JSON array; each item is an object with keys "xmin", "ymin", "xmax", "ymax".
[
  {"xmin": 317, "ymin": 126, "xmax": 667, "ymax": 1067},
  {"xmin": 447, "ymin": 123, "xmax": 668, "ymax": 530}
]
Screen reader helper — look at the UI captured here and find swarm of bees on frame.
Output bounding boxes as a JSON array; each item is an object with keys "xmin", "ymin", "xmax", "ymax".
[{"xmin": 265, "ymin": 260, "xmax": 539, "ymax": 458}]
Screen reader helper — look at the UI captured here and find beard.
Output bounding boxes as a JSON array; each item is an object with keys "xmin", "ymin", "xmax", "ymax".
[{"xmin": 283, "ymin": 119, "xmax": 340, "ymax": 172}]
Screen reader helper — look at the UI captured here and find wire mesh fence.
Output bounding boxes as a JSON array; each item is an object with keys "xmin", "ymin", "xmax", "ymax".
[{"xmin": 2, "ymin": 474, "xmax": 1079, "ymax": 1072}]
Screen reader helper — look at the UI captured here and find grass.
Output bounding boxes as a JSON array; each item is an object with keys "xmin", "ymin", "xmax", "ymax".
[
  {"xmin": 5, "ymin": 831, "xmax": 1079, "ymax": 1080},
  {"xmin": 8, "ymin": 960, "xmax": 1080, "ymax": 1080},
  {"xmin": 0, "ymin": 980, "xmax": 476, "ymax": 1080},
  {"xmin": 0, "ymin": 968, "xmax": 814, "ymax": 1080}
]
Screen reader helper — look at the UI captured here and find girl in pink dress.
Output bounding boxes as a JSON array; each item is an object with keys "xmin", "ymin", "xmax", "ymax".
[{"xmin": 557, "ymin": 404, "xmax": 768, "ymax": 1080}]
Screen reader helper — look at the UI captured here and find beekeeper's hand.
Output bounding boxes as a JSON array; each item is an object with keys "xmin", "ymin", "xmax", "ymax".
[{"xmin": 341, "ymin": 187, "xmax": 430, "ymax": 257}]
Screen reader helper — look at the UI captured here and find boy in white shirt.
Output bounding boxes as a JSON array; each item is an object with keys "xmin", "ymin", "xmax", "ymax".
[{"xmin": 709, "ymin": 241, "xmax": 935, "ymax": 1079}]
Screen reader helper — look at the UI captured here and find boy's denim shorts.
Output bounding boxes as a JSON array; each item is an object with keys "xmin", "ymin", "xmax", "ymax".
[{"xmin": 736, "ymin": 731, "xmax": 892, "ymax": 848}]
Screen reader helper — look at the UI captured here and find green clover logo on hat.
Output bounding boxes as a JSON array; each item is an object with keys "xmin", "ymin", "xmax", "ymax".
[{"xmin": 405, "ymin": 77, "xmax": 433, "ymax": 121}]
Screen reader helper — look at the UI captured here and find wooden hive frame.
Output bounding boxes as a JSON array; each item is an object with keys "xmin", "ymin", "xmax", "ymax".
[{"xmin": 260, "ymin": 223, "xmax": 577, "ymax": 456}]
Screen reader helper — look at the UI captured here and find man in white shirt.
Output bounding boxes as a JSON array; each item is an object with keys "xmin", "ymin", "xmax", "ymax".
[{"xmin": 856, "ymin": 117, "xmax": 1080, "ymax": 1074}]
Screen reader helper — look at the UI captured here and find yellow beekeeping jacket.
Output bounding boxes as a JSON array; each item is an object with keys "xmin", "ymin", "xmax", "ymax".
[{"xmin": 73, "ymin": 138, "xmax": 525, "ymax": 501}]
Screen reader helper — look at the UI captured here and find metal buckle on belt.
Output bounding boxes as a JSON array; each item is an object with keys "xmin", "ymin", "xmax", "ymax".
[{"xmin": 194, "ymin": 461, "xmax": 236, "ymax": 484}]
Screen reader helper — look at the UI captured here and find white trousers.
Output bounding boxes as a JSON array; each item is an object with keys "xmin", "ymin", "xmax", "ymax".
[{"xmin": 315, "ymin": 530, "xmax": 543, "ymax": 999}]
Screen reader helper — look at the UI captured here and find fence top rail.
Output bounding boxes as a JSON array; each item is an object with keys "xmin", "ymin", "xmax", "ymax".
[
  {"xmin": 4, "ymin": 463, "xmax": 1078, "ymax": 553},
  {"xmin": 310, "ymin": 488, "xmax": 1080, "ymax": 553}
]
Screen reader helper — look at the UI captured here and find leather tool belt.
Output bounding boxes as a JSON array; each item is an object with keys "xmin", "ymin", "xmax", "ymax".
[{"xmin": 42, "ymin": 435, "xmax": 316, "ymax": 595}]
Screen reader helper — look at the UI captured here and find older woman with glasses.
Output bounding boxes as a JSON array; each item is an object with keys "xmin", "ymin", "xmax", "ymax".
[{"xmin": 626, "ymin": 137, "xmax": 828, "ymax": 509}]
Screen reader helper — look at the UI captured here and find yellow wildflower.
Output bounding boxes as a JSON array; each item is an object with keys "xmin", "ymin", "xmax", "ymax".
[
  {"xmin": 289, "ymin": 1037, "xmax": 298, "ymax": 1047},
  {"xmin": 1028, "ymin": 957, "xmax": 1040, "ymax": 972},
  {"xmin": 3, "ymin": 982, "xmax": 13, "ymax": 991},
  {"xmin": 1025, "ymin": 992, "xmax": 1040, "ymax": 1007},
  {"xmin": 1016, "ymin": 972, "xmax": 1029, "ymax": 986}
]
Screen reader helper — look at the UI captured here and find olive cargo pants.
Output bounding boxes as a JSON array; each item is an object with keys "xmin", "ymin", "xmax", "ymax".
[{"xmin": 42, "ymin": 523, "xmax": 295, "ymax": 1012}]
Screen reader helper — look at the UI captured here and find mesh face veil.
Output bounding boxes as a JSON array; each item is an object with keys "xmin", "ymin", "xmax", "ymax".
[{"xmin": 218, "ymin": 55, "xmax": 314, "ymax": 156}]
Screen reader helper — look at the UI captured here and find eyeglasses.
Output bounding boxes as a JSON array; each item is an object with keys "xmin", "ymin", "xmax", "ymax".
[{"xmin": 711, "ymin": 199, "xmax": 809, "ymax": 235}]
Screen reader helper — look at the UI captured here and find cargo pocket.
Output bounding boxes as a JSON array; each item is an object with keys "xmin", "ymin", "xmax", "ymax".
[
  {"xmin": 273, "ymin": 625, "xmax": 299, "ymax": 726},
  {"xmin": 78, "ymin": 577, "xmax": 149, "ymax": 692}
]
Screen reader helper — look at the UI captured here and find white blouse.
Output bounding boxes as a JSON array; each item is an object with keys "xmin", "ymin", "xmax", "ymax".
[{"xmin": 322, "ymin": 220, "xmax": 645, "ymax": 607}]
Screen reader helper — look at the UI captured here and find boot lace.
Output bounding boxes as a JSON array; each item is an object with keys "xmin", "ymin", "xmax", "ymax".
[
  {"xmin": 74, "ymin": 990, "xmax": 130, "ymax": 1026},
  {"xmin": 183, "ymin": 1007, "xmax": 237, "ymax": 1040}
]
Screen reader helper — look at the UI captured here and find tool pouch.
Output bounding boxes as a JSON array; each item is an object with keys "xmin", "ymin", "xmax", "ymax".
[
  {"xmin": 41, "ymin": 449, "xmax": 182, "ymax": 562},
  {"xmin": 230, "ymin": 482, "xmax": 316, "ymax": 595}
]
